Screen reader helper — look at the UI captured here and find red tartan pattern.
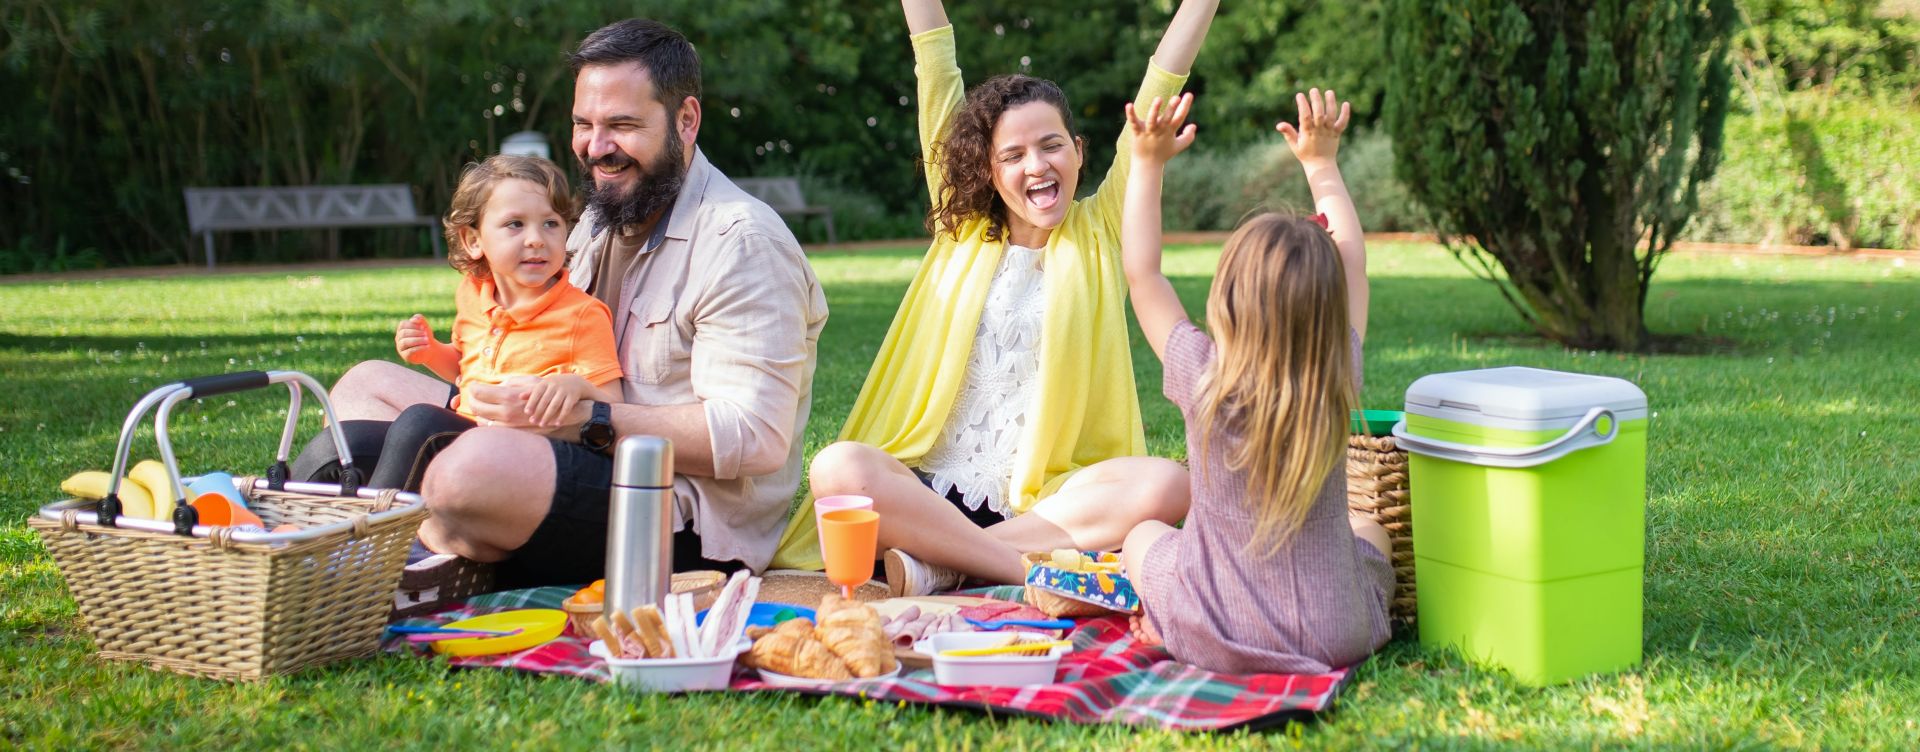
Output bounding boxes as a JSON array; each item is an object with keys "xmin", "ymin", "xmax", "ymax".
[{"xmin": 384, "ymin": 586, "xmax": 1351, "ymax": 732}]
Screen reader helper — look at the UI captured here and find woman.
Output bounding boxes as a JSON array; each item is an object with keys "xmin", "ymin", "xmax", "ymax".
[{"xmin": 772, "ymin": 0, "xmax": 1219, "ymax": 595}]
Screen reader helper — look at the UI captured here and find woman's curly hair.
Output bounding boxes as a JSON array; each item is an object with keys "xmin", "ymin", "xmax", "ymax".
[{"xmin": 925, "ymin": 74, "xmax": 1080, "ymax": 242}]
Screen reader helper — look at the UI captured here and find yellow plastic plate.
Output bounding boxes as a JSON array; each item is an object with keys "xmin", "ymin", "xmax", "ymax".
[{"xmin": 430, "ymin": 609, "xmax": 568, "ymax": 657}]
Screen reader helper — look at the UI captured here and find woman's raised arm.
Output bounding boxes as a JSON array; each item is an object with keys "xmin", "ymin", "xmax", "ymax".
[
  {"xmin": 1088, "ymin": 0, "xmax": 1217, "ymax": 223},
  {"xmin": 1152, "ymin": 0, "xmax": 1219, "ymax": 76},
  {"xmin": 901, "ymin": 0, "xmax": 948, "ymax": 35}
]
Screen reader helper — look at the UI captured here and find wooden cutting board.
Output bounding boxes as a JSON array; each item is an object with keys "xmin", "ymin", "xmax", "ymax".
[{"xmin": 755, "ymin": 570, "xmax": 889, "ymax": 607}]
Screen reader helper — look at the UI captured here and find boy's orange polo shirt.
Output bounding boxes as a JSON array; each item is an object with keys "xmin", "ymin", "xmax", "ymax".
[{"xmin": 448, "ymin": 274, "xmax": 622, "ymax": 418}]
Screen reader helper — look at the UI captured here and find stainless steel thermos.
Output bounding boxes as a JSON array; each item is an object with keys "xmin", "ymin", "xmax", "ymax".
[{"xmin": 605, "ymin": 436, "xmax": 674, "ymax": 619}]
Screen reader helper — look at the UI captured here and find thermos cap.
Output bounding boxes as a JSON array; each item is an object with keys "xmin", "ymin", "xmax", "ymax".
[{"xmin": 612, "ymin": 435, "xmax": 673, "ymax": 488}]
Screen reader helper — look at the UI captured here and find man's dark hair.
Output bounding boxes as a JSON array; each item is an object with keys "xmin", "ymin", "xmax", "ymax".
[{"xmin": 570, "ymin": 19, "xmax": 702, "ymax": 111}]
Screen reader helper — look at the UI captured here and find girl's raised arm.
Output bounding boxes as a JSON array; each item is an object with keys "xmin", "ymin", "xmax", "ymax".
[
  {"xmin": 1122, "ymin": 94, "xmax": 1198, "ymax": 361},
  {"xmin": 901, "ymin": 0, "xmax": 948, "ymax": 35},
  {"xmin": 1277, "ymin": 88, "xmax": 1369, "ymax": 342}
]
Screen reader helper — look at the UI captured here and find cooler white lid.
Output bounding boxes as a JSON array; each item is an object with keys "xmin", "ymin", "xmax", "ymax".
[{"xmin": 1404, "ymin": 366, "xmax": 1647, "ymax": 423}]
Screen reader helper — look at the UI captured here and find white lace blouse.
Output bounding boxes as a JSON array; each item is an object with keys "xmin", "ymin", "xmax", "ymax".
[{"xmin": 916, "ymin": 243, "xmax": 1046, "ymax": 518}]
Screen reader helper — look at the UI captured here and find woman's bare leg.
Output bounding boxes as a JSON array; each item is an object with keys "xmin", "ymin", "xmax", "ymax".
[
  {"xmin": 987, "ymin": 456, "xmax": 1190, "ymax": 553},
  {"xmin": 808, "ymin": 442, "xmax": 1027, "ymax": 584}
]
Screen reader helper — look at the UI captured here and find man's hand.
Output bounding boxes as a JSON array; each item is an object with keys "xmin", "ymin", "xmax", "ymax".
[
  {"xmin": 1126, "ymin": 93, "xmax": 1197, "ymax": 166},
  {"xmin": 395, "ymin": 314, "xmax": 438, "ymax": 363},
  {"xmin": 1275, "ymin": 88, "xmax": 1351, "ymax": 169}
]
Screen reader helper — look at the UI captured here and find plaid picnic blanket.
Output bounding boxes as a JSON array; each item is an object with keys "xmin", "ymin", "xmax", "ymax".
[{"xmin": 385, "ymin": 586, "xmax": 1352, "ymax": 733}]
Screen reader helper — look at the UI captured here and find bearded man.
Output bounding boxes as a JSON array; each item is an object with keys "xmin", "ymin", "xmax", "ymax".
[{"xmin": 296, "ymin": 19, "xmax": 828, "ymax": 594}]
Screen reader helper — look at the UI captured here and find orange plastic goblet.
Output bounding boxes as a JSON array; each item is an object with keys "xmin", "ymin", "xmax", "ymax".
[{"xmin": 819, "ymin": 508, "xmax": 880, "ymax": 599}]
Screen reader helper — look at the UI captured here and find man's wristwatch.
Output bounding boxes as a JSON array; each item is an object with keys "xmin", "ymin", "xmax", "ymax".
[{"xmin": 580, "ymin": 401, "xmax": 615, "ymax": 453}]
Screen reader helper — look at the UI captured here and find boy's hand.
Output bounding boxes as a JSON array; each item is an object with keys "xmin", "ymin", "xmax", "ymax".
[
  {"xmin": 1126, "ymin": 93, "xmax": 1197, "ymax": 165},
  {"xmin": 1275, "ymin": 88, "xmax": 1351, "ymax": 167},
  {"xmin": 525, "ymin": 373, "xmax": 590, "ymax": 428},
  {"xmin": 395, "ymin": 314, "xmax": 437, "ymax": 363}
]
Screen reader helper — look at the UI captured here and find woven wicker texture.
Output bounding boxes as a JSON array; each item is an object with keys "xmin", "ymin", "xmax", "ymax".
[
  {"xmin": 1346, "ymin": 434, "xmax": 1414, "ymax": 623},
  {"xmin": 560, "ymin": 571, "xmax": 728, "ymax": 635},
  {"xmin": 1020, "ymin": 552, "xmax": 1120, "ymax": 618},
  {"xmin": 31, "ymin": 481, "xmax": 426, "ymax": 681}
]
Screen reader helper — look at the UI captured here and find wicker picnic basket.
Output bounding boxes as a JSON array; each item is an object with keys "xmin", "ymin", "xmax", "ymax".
[
  {"xmin": 30, "ymin": 371, "xmax": 427, "ymax": 681},
  {"xmin": 1347, "ymin": 424, "xmax": 1416, "ymax": 624}
]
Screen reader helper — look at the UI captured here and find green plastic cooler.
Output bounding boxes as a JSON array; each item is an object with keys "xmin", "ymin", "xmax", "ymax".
[{"xmin": 1392, "ymin": 366, "xmax": 1648, "ymax": 685}]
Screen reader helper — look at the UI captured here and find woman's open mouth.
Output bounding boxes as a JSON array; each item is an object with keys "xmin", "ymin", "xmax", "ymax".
[{"xmin": 1026, "ymin": 179, "xmax": 1060, "ymax": 211}]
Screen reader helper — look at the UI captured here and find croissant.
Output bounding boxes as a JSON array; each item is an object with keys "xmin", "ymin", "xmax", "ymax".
[
  {"xmin": 745, "ymin": 618, "xmax": 851, "ymax": 680},
  {"xmin": 815, "ymin": 595, "xmax": 897, "ymax": 678}
]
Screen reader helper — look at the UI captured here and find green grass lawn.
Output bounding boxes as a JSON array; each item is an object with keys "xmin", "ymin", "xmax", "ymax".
[{"xmin": 3, "ymin": 243, "xmax": 1917, "ymax": 748}]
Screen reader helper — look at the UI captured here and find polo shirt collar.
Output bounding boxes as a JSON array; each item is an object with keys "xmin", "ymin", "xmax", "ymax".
[{"xmin": 476, "ymin": 274, "xmax": 570, "ymax": 325}]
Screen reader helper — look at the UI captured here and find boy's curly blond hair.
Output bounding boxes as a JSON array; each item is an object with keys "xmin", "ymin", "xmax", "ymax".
[{"xmin": 443, "ymin": 155, "xmax": 579, "ymax": 277}]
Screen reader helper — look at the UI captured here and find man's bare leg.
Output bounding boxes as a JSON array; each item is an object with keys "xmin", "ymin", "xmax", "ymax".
[
  {"xmin": 329, "ymin": 360, "xmax": 449, "ymax": 422},
  {"xmin": 416, "ymin": 427, "xmax": 556, "ymax": 562}
]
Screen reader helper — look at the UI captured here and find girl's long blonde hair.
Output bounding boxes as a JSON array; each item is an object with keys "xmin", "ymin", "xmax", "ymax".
[{"xmin": 1193, "ymin": 213, "xmax": 1356, "ymax": 556}]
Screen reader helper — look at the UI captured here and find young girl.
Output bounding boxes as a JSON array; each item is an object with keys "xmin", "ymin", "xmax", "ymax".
[
  {"xmin": 368, "ymin": 154, "xmax": 623, "ymax": 491},
  {"xmin": 1118, "ymin": 90, "xmax": 1395, "ymax": 674}
]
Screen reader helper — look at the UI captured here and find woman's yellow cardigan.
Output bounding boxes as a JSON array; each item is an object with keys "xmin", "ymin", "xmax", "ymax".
[{"xmin": 769, "ymin": 26, "xmax": 1187, "ymax": 570}]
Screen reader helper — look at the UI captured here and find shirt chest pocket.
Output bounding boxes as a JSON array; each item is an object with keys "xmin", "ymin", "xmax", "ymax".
[{"xmin": 624, "ymin": 300, "xmax": 680, "ymax": 385}]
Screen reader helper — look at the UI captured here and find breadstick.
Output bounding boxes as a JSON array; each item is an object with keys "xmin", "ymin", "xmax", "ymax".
[
  {"xmin": 677, "ymin": 592, "xmax": 702, "ymax": 657},
  {"xmin": 662, "ymin": 591, "xmax": 694, "ymax": 658}
]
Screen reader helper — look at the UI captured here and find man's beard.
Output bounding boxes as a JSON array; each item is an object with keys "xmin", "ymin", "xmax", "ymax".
[{"xmin": 581, "ymin": 128, "xmax": 685, "ymax": 234}]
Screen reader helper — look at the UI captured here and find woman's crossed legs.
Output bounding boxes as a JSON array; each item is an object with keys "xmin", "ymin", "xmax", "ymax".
[{"xmin": 808, "ymin": 441, "xmax": 1190, "ymax": 586}]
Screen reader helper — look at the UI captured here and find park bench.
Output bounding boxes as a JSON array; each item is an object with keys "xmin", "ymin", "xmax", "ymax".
[
  {"xmin": 733, "ymin": 177, "xmax": 837, "ymax": 244},
  {"xmin": 183, "ymin": 184, "xmax": 445, "ymax": 269}
]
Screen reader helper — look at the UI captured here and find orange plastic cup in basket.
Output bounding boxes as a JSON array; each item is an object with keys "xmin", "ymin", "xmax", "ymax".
[
  {"xmin": 819, "ymin": 509, "xmax": 879, "ymax": 599},
  {"xmin": 192, "ymin": 493, "xmax": 264, "ymax": 528}
]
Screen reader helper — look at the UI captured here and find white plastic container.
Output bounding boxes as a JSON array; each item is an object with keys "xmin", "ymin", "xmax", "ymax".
[
  {"xmin": 588, "ymin": 638, "xmax": 748, "ymax": 693},
  {"xmin": 915, "ymin": 632, "xmax": 1070, "ymax": 687}
]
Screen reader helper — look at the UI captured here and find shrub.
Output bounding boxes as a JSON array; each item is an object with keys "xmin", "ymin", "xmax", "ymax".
[
  {"xmin": 1687, "ymin": 97, "xmax": 1920, "ymax": 249},
  {"xmin": 1162, "ymin": 129, "xmax": 1428, "ymax": 234}
]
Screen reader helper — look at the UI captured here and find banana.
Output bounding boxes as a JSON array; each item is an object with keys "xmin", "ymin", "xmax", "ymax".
[
  {"xmin": 129, "ymin": 459, "xmax": 181, "ymax": 521},
  {"xmin": 59, "ymin": 470, "xmax": 157, "ymax": 520}
]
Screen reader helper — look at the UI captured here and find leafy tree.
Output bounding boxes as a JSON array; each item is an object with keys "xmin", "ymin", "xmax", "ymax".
[{"xmin": 1384, "ymin": 0, "xmax": 1739, "ymax": 351}]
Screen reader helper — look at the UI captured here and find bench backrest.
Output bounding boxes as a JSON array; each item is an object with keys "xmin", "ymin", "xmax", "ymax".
[
  {"xmin": 184, "ymin": 185, "xmax": 425, "ymax": 232},
  {"xmin": 732, "ymin": 177, "xmax": 809, "ymax": 212}
]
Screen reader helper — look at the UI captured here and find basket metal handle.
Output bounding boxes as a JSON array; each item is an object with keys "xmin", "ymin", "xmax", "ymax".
[{"xmin": 101, "ymin": 370, "xmax": 359, "ymax": 533}]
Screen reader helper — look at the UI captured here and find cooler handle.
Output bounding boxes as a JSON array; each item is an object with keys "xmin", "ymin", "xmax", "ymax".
[{"xmin": 1391, "ymin": 407, "xmax": 1618, "ymax": 469}]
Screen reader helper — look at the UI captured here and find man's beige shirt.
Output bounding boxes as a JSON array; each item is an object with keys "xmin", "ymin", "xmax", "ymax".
[{"xmin": 567, "ymin": 148, "xmax": 828, "ymax": 571}]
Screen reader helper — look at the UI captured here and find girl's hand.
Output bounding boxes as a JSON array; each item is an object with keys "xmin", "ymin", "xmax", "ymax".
[
  {"xmin": 524, "ymin": 374, "xmax": 590, "ymax": 428},
  {"xmin": 395, "ymin": 314, "xmax": 436, "ymax": 363},
  {"xmin": 1275, "ymin": 88, "xmax": 1351, "ymax": 168},
  {"xmin": 1126, "ymin": 93, "xmax": 1197, "ymax": 166}
]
